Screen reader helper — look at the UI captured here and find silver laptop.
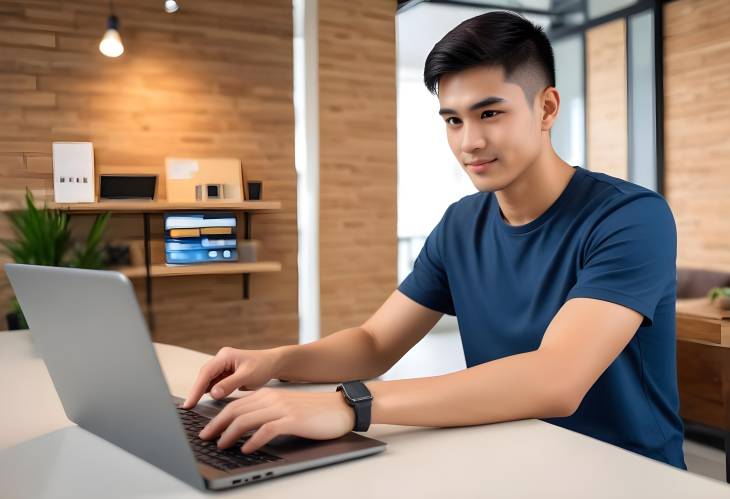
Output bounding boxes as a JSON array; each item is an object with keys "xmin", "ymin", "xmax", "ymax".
[{"xmin": 5, "ymin": 263, "xmax": 386, "ymax": 491}]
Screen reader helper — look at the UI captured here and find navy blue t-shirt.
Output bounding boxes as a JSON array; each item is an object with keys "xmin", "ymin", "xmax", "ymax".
[{"xmin": 398, "ymin": 165, "xmax": 686, "ymax": 468}]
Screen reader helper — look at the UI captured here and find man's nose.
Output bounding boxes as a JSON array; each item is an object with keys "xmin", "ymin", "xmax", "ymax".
[{"xmin": 461, "ymin": 123, "xmax": 487, "ymax": 153}]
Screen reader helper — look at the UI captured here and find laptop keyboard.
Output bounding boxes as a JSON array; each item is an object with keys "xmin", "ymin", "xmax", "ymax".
[{"xmin": 176, "ymin": 407, "xmax": 282, "ymax": 471}]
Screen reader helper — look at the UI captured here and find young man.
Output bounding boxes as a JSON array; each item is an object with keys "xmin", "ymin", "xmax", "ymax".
[{"xmin": 183, "ymin": 11, "xmax": 685, "ymax": 469}]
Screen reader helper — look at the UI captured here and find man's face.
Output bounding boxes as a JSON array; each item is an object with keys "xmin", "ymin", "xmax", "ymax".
[{"xmin": 437, "ymin": 65, "xmax": 546, "ymax": 192}]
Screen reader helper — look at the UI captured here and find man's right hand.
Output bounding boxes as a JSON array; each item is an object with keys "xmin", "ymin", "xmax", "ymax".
[{"xmin": 182, "ymin": 346, "xmax": 281, "ymax": 409}]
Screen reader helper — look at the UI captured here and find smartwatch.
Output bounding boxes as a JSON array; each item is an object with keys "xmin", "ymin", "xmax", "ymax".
[{"xmin": 336, "ymin": 381, "xmax": 373, "ymax": 432}]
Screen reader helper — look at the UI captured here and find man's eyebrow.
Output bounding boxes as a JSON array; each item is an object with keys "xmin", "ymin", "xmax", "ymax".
[{"xmin": 438, "ymin": 96, "xmax": 508, "ymax": 116}]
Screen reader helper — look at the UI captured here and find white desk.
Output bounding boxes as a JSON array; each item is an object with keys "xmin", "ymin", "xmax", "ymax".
[{"xmin": 2, "ymin": 331, "xmax": 729, "ymax": 498}]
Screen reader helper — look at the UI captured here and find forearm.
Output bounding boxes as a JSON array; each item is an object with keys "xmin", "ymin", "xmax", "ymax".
[
  {"xmin": 367, "ymin": 349, "xmax": 577, "ymax": 427},
  {"xmin": 272, "ymin": 326, "xmax": 387, "ymax": 383}
]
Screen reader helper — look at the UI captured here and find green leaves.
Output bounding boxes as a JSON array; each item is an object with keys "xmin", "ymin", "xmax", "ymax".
[
  {"xmin": 1, "ymin": 190, "xmax": 111, "ymax": 325},
  {"xmin": 2, "ymin": 190, "xmax": 70, "ymax": 266},
  {"xmin": 708, "ymin": 287, "xmax": 730, "ymax": 303},
  {"xmin": 1, "ymin": 190, "xmax": 111, "ymax": 269},
  {"xmin": 69, "ymin": 211, "xmax": 111, "ymax": 269}
]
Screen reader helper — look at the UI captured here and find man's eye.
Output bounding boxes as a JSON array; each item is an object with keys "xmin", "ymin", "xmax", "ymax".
[{"xmin": 445, "ymin": 111, "xmax": 499, "ymax": 126}]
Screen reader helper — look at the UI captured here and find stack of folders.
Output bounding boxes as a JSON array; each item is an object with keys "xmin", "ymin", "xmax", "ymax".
[{"xmin": 164, "ymin": 213, "xmax": 238, "ymax": 265}]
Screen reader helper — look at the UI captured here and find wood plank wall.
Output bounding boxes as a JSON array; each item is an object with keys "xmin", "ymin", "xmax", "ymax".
[
  {"xmin": 664, "ymin": 0, "xmax": 730, "ymax": 272},
  {"xmin": 586, "ymin": 18, "xmax": 628, "ymax": 180},
  {"xmin": 0, "ymin": 0, "xmax": 299, "ymax": 353},
  {"xmin": 318, "ymin": 0, "xmax": 398, "ymax": 336}
]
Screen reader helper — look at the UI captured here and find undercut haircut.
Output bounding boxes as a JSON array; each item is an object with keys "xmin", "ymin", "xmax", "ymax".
[{"xmin": 423, "ymin": 11, "xmax": 556, "ymax": 105}]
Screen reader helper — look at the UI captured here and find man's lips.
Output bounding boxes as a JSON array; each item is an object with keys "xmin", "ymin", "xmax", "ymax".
[
  {"xmin": 466, "ymin": 158, "xmax": 497, "ymax": 166},
  {"xmin": 466, "ymin": 158, "xmax": 497, "ymax": 173}
]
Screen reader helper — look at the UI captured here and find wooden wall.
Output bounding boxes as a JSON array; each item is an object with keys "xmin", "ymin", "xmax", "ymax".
[
  {"xmin": 664, "ymin": 0, "xmax": 730, "ymax": 272},
  {"xmin": 0, "ymin": 0, "xmax": 299, "ymax": 353},
  {"xmin": 586, "ymin": 18, "xmax": 628, "ymax": 180},
  {"xmin": 318, "ymin": 0, "xmax": 398, "ymax": 336}
]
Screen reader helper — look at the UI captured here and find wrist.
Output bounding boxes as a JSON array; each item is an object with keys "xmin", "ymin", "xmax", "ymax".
[
  {"xmin": 269, "ymin": 344, "xmax": 295, "ymax": 380},
  {"xmin": 334, "ymin": 392, "xmax": 357, "ymax": 431}
]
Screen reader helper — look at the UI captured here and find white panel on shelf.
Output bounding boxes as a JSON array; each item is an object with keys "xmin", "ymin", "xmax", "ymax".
[{"xmin": 52, "ymin": 142, "xmax": 95, "ymax": 203}]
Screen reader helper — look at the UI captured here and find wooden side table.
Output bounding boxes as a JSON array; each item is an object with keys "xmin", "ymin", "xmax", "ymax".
[{"xmin": 675, "ymin": 298, "xmax": 730, "ymax": 481}]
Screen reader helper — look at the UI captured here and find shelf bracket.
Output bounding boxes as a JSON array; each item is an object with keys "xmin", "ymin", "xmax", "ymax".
[
  {"xmin": 242, "ymin": 273, "xmax": 250, "ymax": 300},
  {"xmin": 143, "ymin": 213, "xmax": 155, "ymax": 331},
  {"xmin": 242, "ymin": 212, "xmax": 252, "ymax": 299},
  {"xmin": 244, "ymin": 212, "xmax": 252, "ymax": 239}
]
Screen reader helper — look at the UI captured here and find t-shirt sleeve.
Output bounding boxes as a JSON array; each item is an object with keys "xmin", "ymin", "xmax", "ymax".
[
  {"xmin": 397, "ymin": 206, "xmax": 456, "ymax": 316},
  {"xmin": 565, "ymin": 194, "xmax": 677, "ymax": 327}
]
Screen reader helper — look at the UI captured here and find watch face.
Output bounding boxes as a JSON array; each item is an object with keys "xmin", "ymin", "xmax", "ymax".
[{"xmin": 342, "ymin": 382, "xmax": 372, "ymax": 402}]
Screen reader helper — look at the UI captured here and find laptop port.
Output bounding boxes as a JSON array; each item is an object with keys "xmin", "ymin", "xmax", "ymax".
[
  {"xmin": 232, "ymin": 479, "xmax": 241, "ymax": 485},
  {"xmin": 253, "ymin": 475, "xmax": 261, "ymax": 480},
  {"xmin": 265, "ymin": 472, "xmax": 273, "ymax": 476}
]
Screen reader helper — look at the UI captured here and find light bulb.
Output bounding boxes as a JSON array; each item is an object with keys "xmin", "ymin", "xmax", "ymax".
[
  {"xmin": 99, "ymin": 15, "xmax": 124, "ymax": 58},
  {"xmin": 164, "ymin": 0, "xmax": 179, "ymax": 13},
  {"xmin": 99, "ymin": 29, "xmax": 124, "ymax": 57}
]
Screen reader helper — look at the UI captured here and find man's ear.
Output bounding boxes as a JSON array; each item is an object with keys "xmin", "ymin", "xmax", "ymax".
[{"xmin": 539, "ymin": 86, "xmax": 560, "ymax": 131}]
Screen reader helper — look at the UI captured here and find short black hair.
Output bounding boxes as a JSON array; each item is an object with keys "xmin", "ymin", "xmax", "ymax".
[{"xmin": 424, "ymin": 11, "xmax": 555, "ymax": 104}]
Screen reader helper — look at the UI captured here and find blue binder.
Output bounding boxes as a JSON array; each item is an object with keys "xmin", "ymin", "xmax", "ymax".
[{"xmin": 163, "ymin": 212, "xmax": 239, "ymax": 265}]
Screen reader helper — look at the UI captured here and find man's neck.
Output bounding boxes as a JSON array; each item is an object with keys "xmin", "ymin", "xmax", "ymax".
[{"xmin": 494, "ymin": 149, "xmax": 575, "ymax": 227}]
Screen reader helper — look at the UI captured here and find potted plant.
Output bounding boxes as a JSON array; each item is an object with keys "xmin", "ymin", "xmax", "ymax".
[
  {"xmin": 1, "ymin": 190, "xmax": 110, "ymax": 330},
  {"xmin": 708, "ymin": 287, "xmax": 730, "ymax": 311}
]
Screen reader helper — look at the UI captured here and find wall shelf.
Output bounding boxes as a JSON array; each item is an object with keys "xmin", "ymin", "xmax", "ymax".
[
  {"xmin": 45, "ymin": 200, "xmax": 281, "ymax": 213},
  {"xmin": 22, "ymin": 198, "xmax": 285, "ymax": 331},
  {"xmin": 119, "ymin": 261, "xmax": 282, "ymax": 279}
]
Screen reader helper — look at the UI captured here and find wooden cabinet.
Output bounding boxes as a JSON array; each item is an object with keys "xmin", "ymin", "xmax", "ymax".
[{"xmin": 675, "ymin": 298, "xmax": 730, "ymax": 431}]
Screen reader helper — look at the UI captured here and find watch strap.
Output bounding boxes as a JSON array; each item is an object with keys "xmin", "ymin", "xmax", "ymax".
[
  {"xmin": 337, "ymin": 381, "xmax": 372, "ymax": 432},
  {"xmin": 353, "ymin": 397, "xmax": 371, "ymax": 432}
]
